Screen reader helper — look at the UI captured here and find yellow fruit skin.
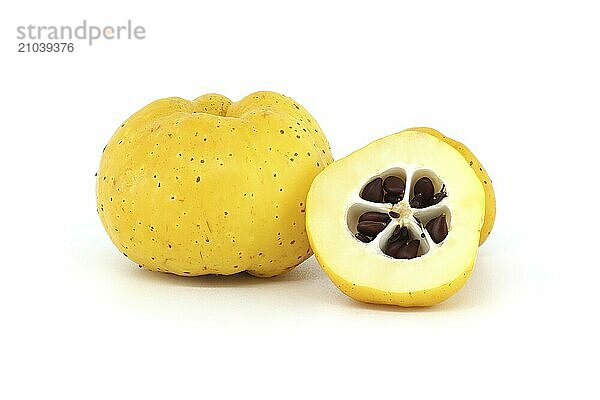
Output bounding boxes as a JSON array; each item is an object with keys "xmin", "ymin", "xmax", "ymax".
[
  {"xmin": 409, "ymin": 127, "xmax": 496, "ymax": 245},
  {"xmin": 96, "ymin": 91, "xmax": 332, "ymax": 277},
  {"xmin": 312, "ymin": 249, "xmax": 475, "ymax": 307}
]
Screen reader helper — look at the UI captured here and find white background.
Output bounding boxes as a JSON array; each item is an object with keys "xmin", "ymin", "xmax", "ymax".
[{"xmin": 1, "ymin": 1, "xmax": 598, "ymax": 398}]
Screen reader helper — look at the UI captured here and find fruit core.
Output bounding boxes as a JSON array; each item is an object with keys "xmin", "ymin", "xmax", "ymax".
[{"xmin": 347, "ymin": 168, "xmax": 450, "ymax": 260}]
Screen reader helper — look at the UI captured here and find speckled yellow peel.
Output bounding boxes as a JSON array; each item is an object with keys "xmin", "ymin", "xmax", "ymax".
[
  {"xmin": 306, "ymin": 130, "xmax": 485, "ymax": 307},
  {"xmin": 409, "ymin": 127, "xmax": 495, "ymax": 245},
  {"xmin": 96, "ymin": 91, "xmax": 333, "ymax": 277},
  {"xmin": 312, "ymin": 250, "xmax": 475, "ymax": 307}
]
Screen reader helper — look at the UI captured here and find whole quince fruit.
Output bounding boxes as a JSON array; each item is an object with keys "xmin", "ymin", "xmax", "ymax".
[{"xmin": 97, "ymin": 91, "xmax": 332, "ymax": 277}]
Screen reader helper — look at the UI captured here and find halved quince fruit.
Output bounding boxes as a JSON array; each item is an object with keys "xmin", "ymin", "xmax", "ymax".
[{"xmin": 306, "ymin": 129, "xmax": 485, "ymax": 306}]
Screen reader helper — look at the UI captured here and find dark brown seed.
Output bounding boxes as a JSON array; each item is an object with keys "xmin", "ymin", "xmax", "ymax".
[
  {"xmin": 410, "ymin": 192, "xmax": 424, "ymax": 208},
  {"xmin": 388, "ymin": 226, "xmax": 401, "ymax": 243},
  {"xmin": 413, "ymin": 177, "xmax": 434, "ymax": 203},
  {"xmin": 361, "ymin": 178, "xmax": 384, "ymax": 202},
  {"xmin": 386, "ymin": 240, "xmax": 404, "ymax": 257},
  {"xmin": 383, "ymin": 176, "xmax": 405, "ymax": 196},
  {"xmin": 355, "ymin": 232, "xmax": 373, "ymax": 243},
  {"xmin": 388, "ymin": 226, "xmax": 409, "ymax": 244},
  {"xmin": 426, "ymin": 213, "xmax": 448, "ymax": 244},
  {"xmin": 396, "ymin": 240, "xmax": 420, "ymax": 259},
  {"xmin": 384, "ymin": 193, "xmax": 401, "ymax": 203},
  {"xmin": 388, "ymin": 211, "xmax": 400, "ymax": 218},
  {"xmin": 359, "ymin": 212, "xmax": 390, "ymax": 223},
  {"xmin": 388, "ymin": 226, "xmax": 399, "ymax": 243},
  {"xmin": 357, "ymin": 221, "xmax": 387, "ymax": 236}
]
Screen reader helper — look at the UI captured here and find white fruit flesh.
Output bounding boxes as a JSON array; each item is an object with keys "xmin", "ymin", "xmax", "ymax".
[{"xmin": 307, "ymin": 131, "xmax": 485, "ymax": 302}]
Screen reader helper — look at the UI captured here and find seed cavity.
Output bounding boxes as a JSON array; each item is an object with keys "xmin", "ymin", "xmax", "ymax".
[
  {"xmin": 411, "ymin": 178, "xmax": 448, "ymax": 208},
  {"xmin": 351, "ymin": 168, "xmax": 451, "ymax": 261},
  {"xmin": 411, "ymin": 177, "xmax": 434, "ymax": 208}
]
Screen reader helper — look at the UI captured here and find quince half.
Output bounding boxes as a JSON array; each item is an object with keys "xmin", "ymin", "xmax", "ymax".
[{"xmin": 306, "ymin": 129, "xmax": 486, "ymax": 306}]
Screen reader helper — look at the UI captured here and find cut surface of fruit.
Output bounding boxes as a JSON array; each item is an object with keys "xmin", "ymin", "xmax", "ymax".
[{"xmin": 306, "ymin": 130, "xmax": 485, "ymax": 306}]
